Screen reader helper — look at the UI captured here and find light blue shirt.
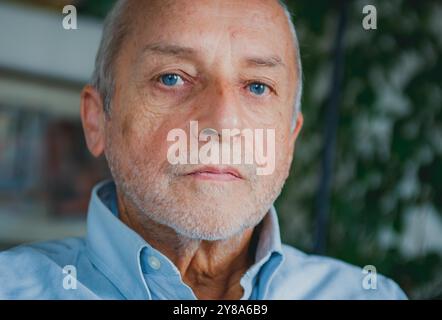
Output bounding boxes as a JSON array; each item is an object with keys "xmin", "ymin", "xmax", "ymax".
[{"xmin": 0, "ymin": 180, "xmax": 407, "ymax": 299}]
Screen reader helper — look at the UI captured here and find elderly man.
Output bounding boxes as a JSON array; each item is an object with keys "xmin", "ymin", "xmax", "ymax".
[{"xmin": 0, "ymin": 0, "xmax": 406, "ymax": 300}]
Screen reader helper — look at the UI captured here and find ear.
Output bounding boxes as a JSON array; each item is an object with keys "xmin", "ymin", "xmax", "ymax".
[
  {"xmin": 80, "ymin": 85, "xmax": 106, "ymax": 157},
  {"xmin": 289, "ymin": 112, "xmax": 304, "ymax": 148}
]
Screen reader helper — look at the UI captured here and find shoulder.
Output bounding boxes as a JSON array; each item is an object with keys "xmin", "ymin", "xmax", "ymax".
[
  {"xmin": 267, "ymin": 244, "xmax": 407, "ymax": 300},
  {"xmin": 0, "ymin": 237, "xmax": 87, "ymax": 268},
  {"xmin": 0, "ymin": 237, "xmax": 88, "ymax": 299}
]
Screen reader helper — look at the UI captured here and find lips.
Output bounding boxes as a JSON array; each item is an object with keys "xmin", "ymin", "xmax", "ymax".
[{"xmin": 185, "ymin": 166, "xmax": 243, "ymax": 181}]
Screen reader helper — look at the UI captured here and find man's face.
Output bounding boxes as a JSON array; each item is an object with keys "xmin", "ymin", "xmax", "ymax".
[{"xmin": 104, "ymin": 0, "xmax": 301, "ymax": 240}]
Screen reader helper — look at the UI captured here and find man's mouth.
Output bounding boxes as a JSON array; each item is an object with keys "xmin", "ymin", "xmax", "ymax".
[{"xmin": 184, "ymin": 166, "xmax": 243, "ymax": 181}]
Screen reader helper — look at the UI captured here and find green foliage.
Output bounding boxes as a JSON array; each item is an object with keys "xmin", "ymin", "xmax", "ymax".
[{"xmin": 278, "ymin": 0, "xmax": 442, "ymax": 298}]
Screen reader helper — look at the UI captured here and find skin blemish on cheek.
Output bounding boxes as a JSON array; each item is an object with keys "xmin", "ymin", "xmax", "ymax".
[{"xmin": 229, "ymin": 28, "xmax": 241, "ymax": 40}]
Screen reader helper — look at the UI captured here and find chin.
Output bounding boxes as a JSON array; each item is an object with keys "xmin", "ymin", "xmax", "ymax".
[
  {"xmin": 171, "ymin": 220, "xmax": 252, "ymax": 241},
  {"xmin": 161, "ymin": 200, "xmax": 264, "ymax": 241}
]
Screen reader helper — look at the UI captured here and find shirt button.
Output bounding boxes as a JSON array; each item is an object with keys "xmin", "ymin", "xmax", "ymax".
[{"xmin": 147, "ymin": 256, "xmax": 161, "ymax": 270}]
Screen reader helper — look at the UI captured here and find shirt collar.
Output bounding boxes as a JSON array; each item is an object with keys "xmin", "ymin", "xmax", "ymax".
[
  {"xmin": 86, "ymin": 180, "xmax": 284, "ymax": 299},
  {"xmin": 240, "ymin": 205, "xmax": 284, "ymax": 299},
  {"xmin": 255, "ymin": 205, "xmax": 283, "ymax": 261},
  {"xmin": 86, "ymin": 180, "xmax": 150, "ymax": 299}
]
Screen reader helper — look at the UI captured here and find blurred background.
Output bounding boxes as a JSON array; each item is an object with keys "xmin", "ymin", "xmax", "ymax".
[{"xmin": 0, "ymin": 0, "xmax": 441, "ymax": 299}]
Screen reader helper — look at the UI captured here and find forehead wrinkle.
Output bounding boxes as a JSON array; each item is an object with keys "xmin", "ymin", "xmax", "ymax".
[
  {"xmin": 141, "ymin": 42, "xmax": 198, "ymax": 57},
  {"xmin": 133, "ymin": 42, "xmax": 203, "ymax": 72}
]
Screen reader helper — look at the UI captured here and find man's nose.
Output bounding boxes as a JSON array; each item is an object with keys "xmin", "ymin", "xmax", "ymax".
[{"xmin": 195, "ymin": 80, "xmax": 245, "ymax": 133}]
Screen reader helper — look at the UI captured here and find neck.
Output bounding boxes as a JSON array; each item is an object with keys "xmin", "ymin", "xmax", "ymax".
[{"xmin": 117, "ymin": 190, "xmax": 260, "ymax": 300}]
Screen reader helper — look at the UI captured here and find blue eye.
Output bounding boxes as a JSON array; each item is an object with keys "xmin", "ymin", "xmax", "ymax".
[
  {"xmin": 159, "ymin": 73, "xmax": 184, "ymax": 86},
  {"xmin": 248, "ymin": 83, "xmax": 268, "ymax": 95}
]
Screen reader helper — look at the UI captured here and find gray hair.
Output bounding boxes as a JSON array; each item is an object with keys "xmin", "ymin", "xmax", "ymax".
[
  {"xmin": 91, "ymin": 0, "xmax": 303, "ymax": 123},
  {"xmin": 278, "ymin": 0, "xmax": 303, "ymax": 127}
]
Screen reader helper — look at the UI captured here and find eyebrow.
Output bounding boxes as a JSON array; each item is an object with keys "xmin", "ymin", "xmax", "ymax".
[
  {"xmin": 141, "ymin": 43, "xmax": 197, "ymax": 58},
  {"xmin": 140, "ymin": 42, "xmax": 286, "ymax": 69},
  {"xmin": 243, "ymin": 56, "xmax": 286, "ymax": 69}
]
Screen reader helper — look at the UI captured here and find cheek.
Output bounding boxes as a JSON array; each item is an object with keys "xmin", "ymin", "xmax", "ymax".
[
  {"xmin": 121, "ymin": 115, "xmax": 177, "ymax": 169},
  {"xmin": 275, "ymin": 131, "xmax": 292, "ymax": 166}
]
